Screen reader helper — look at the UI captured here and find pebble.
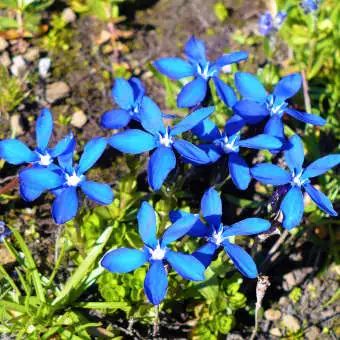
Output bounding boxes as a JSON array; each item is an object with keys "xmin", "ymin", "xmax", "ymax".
[
  {"xmin": 10, "ymin": 55, "xmax": 27, "ymax": 77},
  {"xmin": 46, "ymin": 81, "xmax": 70, "ymax": 103},
  {"xmin": 0, "ymin": 52, "xmax": 11, "ymax": 68},
  {"xmin": 10, "ymin": 114, "xmax": 25, "ymax": 135},
  {"xmin": 264, "ymin": 309, "xmax": 282, "ymax": 321},
  {"xmin": 24, "ymin": 47, "xmax": 40, "ymax": 62},
  {"xmin": 281, "ymin": 314, "xmax": 301, "ymax": 332},
  {"xmin": 305, "ymin": 326, "xmax": 320, "ymax": 340},
  {"xmin": 269, "ymin": 327, "xmax": 282, "ymax": 337},
  {"xmin": 71, "ymin": 110, "xmax": 87, "ymax": 128},
  {"xmin": 38, "ymin": 57, "xmax": 51, "ymax": 78},
  {"xmin": 62, "ymin": 8, "xmax": 76, "ymax": 23},
  {"xmin": 0, "ymin": 37, "xmax": 8, "ymax": 52}
]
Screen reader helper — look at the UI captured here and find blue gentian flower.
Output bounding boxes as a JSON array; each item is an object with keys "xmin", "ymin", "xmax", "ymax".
[
  {"xmin": 170, "ymin": 188, "xmax": 271, "ymax": 278},
  {"xmin": 193, "ymin": 115, "xmax": 282, "ymax": 189},
  {"xmin": 100, "ymin": 77, "xmax": 147, "ymax": 129},
  {"xmin": 108, "ymin": 97, "xmax": 213, "ymax": 190},
  {"xmin": 19, "ymin": 137, "xmax": 113, "ymax": 224},
  {"xmin": 301, "ymin": 0, "xmax": 320, "ymax": 13},
  {"xmin": 0, "ymin": 221, "xmax": 11, "ymax": 242},
  {"xmin": 233, "ymin": 72, "xmax": 326, "ymax": 142},
  {"xmin": 100, "ymin": 201, "xmax": 205, "ymax": 305},
  {"xmin": 251, "ymin": 135, "xmax": 339, "ymax": 230},
  {"xmin": 258, "ymin": 11, "xmax": 287, "ymax": 36},
  {"xmin": 154, "ymin": 36, "xmax": 248, "ymax": 108},
  {"xmin": 0, "ymin": 108, "xmax": 74, "ymax": 167}
]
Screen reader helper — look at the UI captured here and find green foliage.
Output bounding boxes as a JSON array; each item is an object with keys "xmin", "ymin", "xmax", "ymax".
[
  {"xmin": 214, "ymin": 2, "xmax": 228, "ymax": 23},
  {"xmin": 289, "ymin": 287, "xmax": 302, "ymax": 303}
]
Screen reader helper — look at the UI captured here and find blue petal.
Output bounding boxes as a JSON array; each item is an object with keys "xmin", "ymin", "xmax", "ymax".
[
  {"xmin": 50, "ymin": 132, "xmax": 75, "ymax": 158},
  {"xmin": 224, "ymin": 114, "xmax": 246, "ymax": 136},
  {"xmin": 193, "ymin": 242, "xmax": 217, "ymax": 268},
  {"xmin": 284, "ymin": 134, "xmax": 305, "ymax": 173},
  {"xmin": 171, "ymin": 106, "xmax": 215, "ymax": 136},
  {"xmin": 234, "ymin": 72, "xmax": 267, "ymax": 102},
  {"xmin": 173, "ymin": 139, "xmax": 210, "ymax": 164},
  {"xmin": 108, "ymin": 129, "xmax": 156, "ymax": 154},
  {"xmin": 77, "ymin": 137, "xmax": 107, "ymax": 175},
  {"xmin": 165, "ymin": 250, "xmax": 205, "ymax": 281},
  {"xmin": 144, "ymin": 260, "xmax": 168, "ymax": 305},
  {"xmin": 223, "ymin": 241, "xmax": 258, "ymax": 278},
  {"xmin": 303, "ymin": 154, "xmax": 340, "ymax": 179},
  {"xmin": 238, "ymin": 134, "xmax": 282, "ymax": 150},
  {"xmin": 80, "ymin": 180, "xmax": 113, "ymax": 205},
  {"xmin": 161, "ymin": 214, "xmax": 198, "ymax": 247},
  {"xmin": 192, "ymin": 118, "xmax": 221, "ymax": 142},
  {"xmin": 100, "ymin": 109, "xmax": 131, "ymax": 129},
  {"xmin": 184, "ymin": 36, "xmax": 207, "ymax": 64},
  {"xmin": 228, "ymin": 153, "xmax": 251, "ymax": 190},
  {"xmin": 57, "ymin": 140, "xmax": 75, "ymax": 174},
  {"xmin": 304, "ymin": 183, "xmax": 337, "ymax": 216},
  {"xmin": 213, "ymin": 77, "xmax": 237, "ymax": 108},
  {"xmin": 223, "ymin": 218, "xmax": 271, "ymax": 237},
  {"xmin": 264, "ymin": 115, "xmax": 285, "ymax": 141},
  {"xmin": 129, "ymin": 77, "xmax": 145, "ymax": 101},
  {"xmin": 36, "ymin": 108, "xmax": 53, "ymax": 151},
  {"xmin": 52, "ymin": 186, "xmax": 79, "ymax": 224},
  {"xmin": 201, "ymin": 187, "xmax": 222, "ymax": 227},
  {"xmin": 111, "ymin": 78, "xmax": 134, "ymax": 110},
  {"xmin": 215, "ymin": 51, "xmax": 248, "ymax": 67},
  {"xmin": 233, "ymin": 100, "xmax": 268, "ymax": 124},
  {"xmin": 140, "ymin": 96, "xmax": 165, "ymax": 135},
  {"xmin": 177, "ymin": 77, "xmax": 207, "ymax": 108},
  {"xmin": 273, "ymin": 73, "xmax": 302, "ymax": 99},
  {"xmin": 148, "ymin": 146, "xmax": 176, "ymax": 190},
  {"xmin": 0, "ymin": 139, "xmax": 37, "ymax": 165},
  {"xmin": 251, "ymin": 163, "xmax": 291, "ymax": 185},
  {"xmin": 199, "ymin": 144, "xmax": 222, "ymax": 163},
  {"xmin": 137, "ymin": 202, "xmax": 158, "ymax": 248},
  {"xmin": 285, "ymin": 108, "xmax": 326, "ymax": 126},
  {"xmin": 101, "ymin": 248, "xmax": 147, "ymax": 273},
  {"xmin": 280, "ymin": 186, "xmax": 304, "ymax": 230},
  {"xmin": 153, "ymin": 57, "xmax": 195, "ymax": 79}
]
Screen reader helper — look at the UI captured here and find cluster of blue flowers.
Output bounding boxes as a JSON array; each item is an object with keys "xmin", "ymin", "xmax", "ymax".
[{"xmin": 0, "ymin": 36, "xmax": 338, "ymax": 305}]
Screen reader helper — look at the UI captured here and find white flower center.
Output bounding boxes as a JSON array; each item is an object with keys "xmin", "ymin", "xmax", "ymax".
[
  {"xmin": 222, "ymin": 136, "xmax": 239, "ymax": 153},
  {"xmin": 38, "ymin": 152, "xmax": 52, "ymax": 166},
  {"xmin": 266, "ymin": 95, "xmax": 287, "ymax": 116},
  {"xmin": 291, "ymin": 170, "xmax": 306, "ymax": 187},
  {"xmin": 65, "ymin": 172, "xmax": 83, "ymax": 187},
  {"xmin": 211, "ymin": 228, "xmax": 225, "ymax": 246},
  {"xmin": 197, "ymin": 62, "xmax": 216, "ymax": 80},
  {"xmin": 149, "ymin": 243, "xmax": 166, "ymax": 260},
  {"xmin": 159, "ymin": 129, "xmax": 173, "ymax": 148}
]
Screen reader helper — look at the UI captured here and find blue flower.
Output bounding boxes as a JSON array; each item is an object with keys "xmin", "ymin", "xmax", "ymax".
[
  {"xmin": 251, "ymin": 135, "xmax": 339, "ymax": 230},
  {"xmin": 258, "ymin": 11, "xmax": 287, "ymax": 36},
  {"xmin": 108, "ymin": 96, "xmax": 214, "ymax": 190},
  {"xmin": 0, "ymin": 108, "xmax": 74, "ymax": 167},
  {"xmin": 19, "ymin": 137, "xmax": 113, "ymax": 224},
  {"xmin": 193, "ymin": 115, "xmax": 282, "ymax": 189},
  {"xmin": 0, "ymin": 221, "xmax": 11, "ymax": 242},
  {"xmin": 233, "ymin": 72, "xmax": 326, "ymax": 142},
  {"xmin": 100, "ymin": 77, "xmax": 147, "ymax": 129},
  {"xmin": 301, "ymin": 0, "xmax": 320, "ymax": 13},
  {"xmin": 170, "ymin": 188, "xmax": 271, "ymax": 278},
  {"xmin": 100, "ymin": 201, "xmax": 205, "ymax": 305},
  {"xmin": 154, "ymin": 36, "xmax": 248, "ymax": 108}
]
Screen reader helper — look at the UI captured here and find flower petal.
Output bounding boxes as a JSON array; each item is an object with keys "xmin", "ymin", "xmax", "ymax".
[
  {"xmin": 50, "ymin": 132, "xmax": 75, "ymax": 158},
  {"xmin": 201, "ymin": 187, "xmax": 222, "ymax": 227},
  {"xmin": 264, "ymin": 115, "xmax": 285, "ymax": 141},
  {"xmin": 140, "ymin": 96, "xmax": 165, "ymax": 135},
  {"xmin": 224, "ymin": 114, "xmax": 246, "ymax": 136},
  {"xmin": 251, "ymin": 163, "xmax": 291, "ymax": 185},
  {"xmin": 100, "ymin": 109, "xmax": 131, "ymax": 129},
  {"xmin": 223, "ymin": 218, "xmax": 271, "ymax": 237},
  {"xmin": 36, "ymin": 108, "xmax": 53, "ymax": 151},
  {"xmin": 234, "ymin": 72, "xmax": 267, "ymax": 101},
  {"xmin": 280, "ymin": 186, "xmax": 304, "ymax": 230},
  {"xmin": 101, "ymin": 248, "xmax": 147, "ymax": 273},
  {"xmin": 233, "ymin": 99, "xmax": 268, "ymax": 124},
  {"xmin": 0, "ymin": 139, "xmax": 37, "ymax": 165},
  {"xmin": 184, "ymin": 36, "xmax": 207, "ymax": 64},
  {"xmin": 165, "ymin": 250, "xmax": 205, "ymax": 281},
  {"xmin": 228, "ymin": 153, "xmax": 251, "ymax": 190},
  {"xmin": 303, "ymin": 154, "xmax": 340, "ymax": 179},
  {"xmin": 177, "ymin": 77, "xmax": 207, "ymax": 108},
  {"xmin": 80, "ymin": 180, "xmax": 113, "ymax": 205},
  {"xmin": 111, "ymin": 78, "xmax": 134, "ymax": 110},
  {"xmin": 215, "ymin": 51, "xmax": 248, "ymax": 67},
  {"xmin": 284, "ymin": 134, "xmax": 305, "ymax": 173},
  {"xmin": 129, "ymin": 77, "xmax": 145, "ymax": 101},
  {"xmin": 304, "ymin": 183, "xmax": 337, "ymax": 216},
  {"xmin": 223, "ymin": 240, "xmax": 258, "ymax": 278},
  {"xmin": 285, "ymin": 108, "xmax": 326, "ymax": 126},
  {"xmin": 108, "ymin": 129, "xmax": 156, "ymax": 154},
  {"xmin": 193, "ymin": 242, "xmax": 218, "ymax": 267},
  {"xmin": 137, "ymin": 201, "xmax": 158, "ymax": 248},
  {"xmin": 173, "ymin": 139, "xmax": 210, "ymax": 164},
  {"xmin": 77, "ymin": 137, "xmax": 107, "ymax": 175},
  {"xmin": 144, "ymin": 260, "xmax": 168, "ymax": 305},
  {"xmin": 153, "ymin": 57, "xmax": 195, "ymax": 79},
  {"xmin": 192, "ymin": 118, "xmax": 221, "ymax": 142},
  {"xmin": 238, "ymin": 134, "xmax": 282, "ymax": 150},
  {"xmin": 213, "ymin": 77, "xmax": 237, "ymax": 108},
  {"xmin": 273, "ymin": 73, "xmax": 302, "ymax": 99},
  {"xmin": 148, "ymin": 146, "xmax": 176, "ymax": 190},
  {"xmin": 199, "ymin": 144, "xmax": 222, "ymax": 163},
  {"xmin": 171, "ymin": 106, "xmax": 215, "ymax": 136},
  {"xmin": 52, "ymin": 186, "xmax": 79, "ymax": 224}
]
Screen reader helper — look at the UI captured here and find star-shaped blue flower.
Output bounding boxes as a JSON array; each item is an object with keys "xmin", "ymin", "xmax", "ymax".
[
  {"xmin": 108, "ymin": 96, "xmax": 213, "ymax": 190},
  {"xmin": 0, "ymin": 221, "xmax": 11, "ymax": 242},
  {"xmin": 170, "ymin": 188, "xmax": 271, "ymax": 278},
  {"xmin": 154, "ymin": 36, "xmax": 248, "ymax": 108},
  {"xmin": 251, "ymin": 135, "xmax": 339, "ymax": 229},
  {"xmin": 100, "ymin": 77, "xmax": 146, "ymax": 129},
  {"xmin": 258, "ymin": 11, "xmax": 287, "ymax": 36},
  {"xmin": 301, "ymin": 0, "xmax": 319, "ymax": 13},
  {"xmin": 100, "ymin": 201, "xmax": 205, "ymax": 305}
]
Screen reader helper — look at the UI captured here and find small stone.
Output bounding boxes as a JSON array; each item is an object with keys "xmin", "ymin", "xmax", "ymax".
[
  {"xmin": 62, "ymin": 8, "xmax": 76, "ymax": 23},
  {"xmin": 38, "ymin": 57, "xmax": 51, "ymax": 78},
  {"xmin": 10, "ymin": 55, "xmax": 27, "ymax": 77},
  {"xmin": 10, "ymin": 114, "xmax": 25, "ymax": 135},
  {"xmin": 264, "ymin": 309, "xmax": 282, "ymax": 321},
  {"xmin": 269, "ymin": 328, "xmax": 282, "ymax": 337},
  {"xmin": 24, "ymin": 47, "xmax": 40, "ymax": 62},
  {"xmin": 279, "ymin": 296, "xmax": 289, "ymax": 307},
  {"xmin": 0, "ymin": 52, "xmax": 11, "ymax": 68},
  {"xmin": 46, "ymin": 81, "xmax": 70, "ymax": 103},
  {"xmin": 305, "ymin": 326, "xmax": 320, "ymax": 340},
  {"xmin": 96, "ymin": 30, "xmax": 111, "ymax": 45},
  {"xmin": 283, "ymin": 272, "xmax": 296, "ymax": 290},
  {"xmin": 71, "ymin": 110, "xmax": 87, "ymax": 128},
  {"xmin": 0, "ymin": 37, "xmax": 9, "ymax": 52},
  {"xmin": 281, "ymin": 315, "xmax": 300, "ymax": 332}
]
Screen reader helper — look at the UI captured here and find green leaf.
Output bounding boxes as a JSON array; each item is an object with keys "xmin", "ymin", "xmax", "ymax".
[
  {"xmin": 74, "ymin": 301, "xmax": 131, "ymax": 312},
  {"xmin": 0, "ymin": 16, "xmax": 18, "ymax": 30}
]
